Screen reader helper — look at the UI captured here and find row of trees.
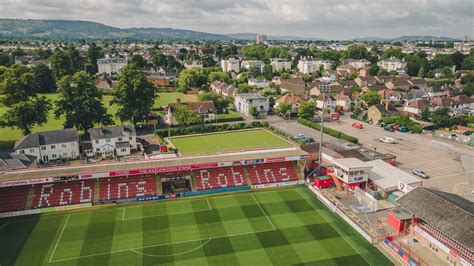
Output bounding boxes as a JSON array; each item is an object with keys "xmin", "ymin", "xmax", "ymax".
[{"xmin": 0, "ymin": 63, "xmax": 156, "ymax": 135}]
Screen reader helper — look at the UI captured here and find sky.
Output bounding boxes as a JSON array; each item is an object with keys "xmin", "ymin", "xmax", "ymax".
[{"xmin": 0, "ymin": 0, "xmax": 473, "ymax": 40}]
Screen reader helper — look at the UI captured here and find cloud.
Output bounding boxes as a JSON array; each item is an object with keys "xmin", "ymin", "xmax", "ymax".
[{"xmin": 0, "ymin": 0, "xmax": 472, "ymax": 39}]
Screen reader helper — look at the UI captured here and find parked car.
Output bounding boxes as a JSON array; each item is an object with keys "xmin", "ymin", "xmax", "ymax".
[
  {"xmin": 412, "ymin": 169, "xmax": 429, "ymax": 179},
  {"xmin": 398, "ymin": 126, "xmax": 409, "ymax": 132},
  {"xmin": 380, "ymin": 136, "xmax": 396, "ymax": 144},
  {"xmin": 448, "ymin": 134, "xmax": 459, "ymax": 140},
  {"xmin": 295, "ymin": 134, "xmax": 305, "ymax": 139},
  {"xmin": 352, "ymin": 123, "xmax": 363, "ymax": 129},
  {"xmin": 463, "ymin": 131, "xmax": 472, "ymax": 136}
]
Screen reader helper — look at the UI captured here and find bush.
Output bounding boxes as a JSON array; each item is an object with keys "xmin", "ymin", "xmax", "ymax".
[
  {"xmin": 297, "ymin": 118, "xmax": 358, "ymax": 143},
  {"xmin": 156, "ymin": 121, "xmax": 269, "ymax": 138}
]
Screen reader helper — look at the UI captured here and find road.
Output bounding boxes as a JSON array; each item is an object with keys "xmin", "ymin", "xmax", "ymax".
[{"xmin": 324, "ymin": 115, "xmax": 474, "ymax": 200}]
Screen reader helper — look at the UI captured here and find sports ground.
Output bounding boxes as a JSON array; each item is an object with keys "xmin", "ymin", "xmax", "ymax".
[
  {"xmin": 0, "ymin": 186, "xmax": 392, "ymax": 266},
  {"xmin": 169, "ymin": 129, "xmax": 293, "ymax": 156}
]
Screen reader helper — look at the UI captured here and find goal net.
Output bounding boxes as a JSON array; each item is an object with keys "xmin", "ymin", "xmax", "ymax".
[{"xmin": 351, "ymin": 187, "xmax": 377, "ymax": 213}]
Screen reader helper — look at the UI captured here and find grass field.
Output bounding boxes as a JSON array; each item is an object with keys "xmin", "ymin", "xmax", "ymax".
[
  {"xmin": 169, "ymin": 129, "xmax": 293, "ymax": 156},
  {"xmin": 0, "ymin": 186, "xmax": 392, "ymax": 266},
  {"xmin": 0, "ymin": 92, "xmax": 197, "ymax": 149}
]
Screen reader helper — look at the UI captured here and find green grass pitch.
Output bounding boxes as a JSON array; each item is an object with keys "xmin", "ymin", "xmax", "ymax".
[
  {"xmin": 0, "ymin": 186, "xmax": 392, "ymax": 266},
  {"xmin": 169, "ymin": 129, "xmax": 293, "ymax": 156}
]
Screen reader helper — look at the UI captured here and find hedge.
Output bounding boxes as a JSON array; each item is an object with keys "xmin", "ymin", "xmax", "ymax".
[
  {"xmin": 214, "ymin": 116, "xmax": 245, "ymax": 123},
  {"xmin": 156, "ymin": 121, "xmax": 269, "ymax": 138},
  {"xmin": 297, "ymin": 118, "xmax": 359, "ymax": 143}
]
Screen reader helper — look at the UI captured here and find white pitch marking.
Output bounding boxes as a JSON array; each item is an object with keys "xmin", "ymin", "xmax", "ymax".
[
  {"xmin": 251, "ymin": 194, "xmax": 276, "ymax": 230},
  {"xmin": 49, "ymin": 214, "xmax": 70, "ymax": 263}
]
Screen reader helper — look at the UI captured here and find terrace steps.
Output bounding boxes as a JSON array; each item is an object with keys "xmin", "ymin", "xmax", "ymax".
[
  {"xmin": 293, "ymin": 161, "xmax": 304, "ymax": 180},
  {"xmin": 190, "ymin": 172, "xmax": 198, "ymax": 192},
  {"xmin": 243, "ymin": 166, "xmax": 253, "ymax": 186},
  {"xmin": 155, "ymin": 175, "xmax": 163, "ymax": 195},
  {"xmin": 93, "ymin": 181, "xmax": 101, "ymax": 202},
  {"xmin": 24, "ymin": 186, "xmax": 35, "ymax": 210}
]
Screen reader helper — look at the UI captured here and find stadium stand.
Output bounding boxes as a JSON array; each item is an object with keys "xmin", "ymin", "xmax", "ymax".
[
  {"xmin": 32, "ymin": 180, "xmax": 94, "ymax": 208},
  {"xmin": 195, "ymin": 166, "xmax": 246, "ymax": 190},
  {"xmin": 0, "ymin": 186, "xmax": 30, "ymax": 212},
  {"xmin": 99, "ymin": 175, "xmax": 156, "ymax": 201},
  {"xmin": 248, "ymin": 162, "xmax": 298, "ymax": 184}
]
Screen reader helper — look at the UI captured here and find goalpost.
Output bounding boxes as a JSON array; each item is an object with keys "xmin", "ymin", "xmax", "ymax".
[{"xmin": 351, "ymin": 187, "xmax": 377, "ymax": 213}]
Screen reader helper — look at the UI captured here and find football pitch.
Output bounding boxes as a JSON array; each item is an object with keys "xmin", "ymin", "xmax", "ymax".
[
  {"xmin": 0, "ymin": 186, "xmax": 392, "ymax": 266},
  {"xmin": 169, "ymin": 129, "xmax": 293, "ymax": 156}
]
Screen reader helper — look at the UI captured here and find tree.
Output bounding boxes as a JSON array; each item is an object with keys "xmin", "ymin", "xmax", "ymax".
[
  {"xmin": 462, "ymin": 82, "xmax": 474, "ymax": 97},
  {"xmin": 262, "ymin": 64, "xmax": 273, "ymax": 80},
  {"xmin": 129, "ymin": 54, "xmax": 148, "ymax": 69},
  {"xmin": 67, "ymin": 45, "xmax": 84, "ymax": 73},
  {"xmin": 342, "ymin": 45, "xmax": 373, "ymax": 61},
  {"xmin": 0, "ymin": 50, "xmax": 12, "ymax": 66},
  {"xmin": 55, "ymin": 72, "xmax": 112, "ymax": 132},
  {"xmin": 86, "ymin": 42, "xmax": 102, "ymax": 74},
  {"xmin": 275, "ymin": 102, "xmax": 292, "ymax": 117},
  {"xmin": 178, "ymin": 68, "xmax": 207, "ymax": 89},
  {"xmin": 249, "ymin": 106, "xmax": 259, "ymax": 117},
  {"xmin": 112, "ymin": 64, "xmax": 156, "ymax": 125},
  {"xmin": 174, "ymin": 104, "xmax": 202, "ymax": 125},
  {"xmin": 361, "ymin": 91, "xmax": 381, "ymax": 106},
  {"xmin": 369, "ymin": 64, "xmax": 379, "ymax": 76},
  {"xmin": 380, "ymin": 47, "xmax": 404, "ymax": 59},
  {"xmin": 198, "ymin": 92, "xmax": 228, "ymax": 113},
  {"xmin": 0, "ymin": 64, "xmax": 51, "ymax": 135},
  {"xmin": 208, "ymin": 71, "xmax": 230, "ymax": 84},
  {"xmin": 353, "ymin": 104, "xmax": 362, "ymax": 115},
  {"xmin": 431, "ymin": 107, "xmax": 452, "ymax": 128},
  {"xmin": 451, "ymin": 51, "xmax": 465, "ymax": 70},
  {"xmin": 460, "ymin": 71, "xmax": 474, "ymax": 84},
  {"xmin": 32, "ymin": 64, "xmax": 56, "ymax": 93},
  {"xmin": 50, "ymin": 50, "xmax": 74, "ymax": 79},
  {"xmin": 298, "ymin": 101, "xmax": 316, "ymax": 119},
  {"xmin": 420, "ymin": 106, "xmax": 430, "ymax": 121},
  {"xmin": 241, "ymin": 44, "xmax": 266, "ymax": 60}
]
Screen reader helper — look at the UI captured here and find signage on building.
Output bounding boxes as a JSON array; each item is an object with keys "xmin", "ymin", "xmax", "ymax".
[{"xmin": 398, "ymin": 181, "xmax": 414, "ymax": 193}]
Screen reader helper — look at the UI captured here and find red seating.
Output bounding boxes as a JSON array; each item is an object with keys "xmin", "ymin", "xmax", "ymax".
[
  {"xmin": 248, "ymin": 162, "xmax": 298, "ymax": 185},
  {"xmin": 195, "ymin": 166, "xmax": 246, "ymax": 191},
  {"xmin": 32, "ymin": 180, "xmax": 94, "ymax": 208},
  {"xmin": 99, "ymin": 174, "xmax": 156, "ymax": 201},
  {"xmin": 0, "ymin": 186, "xmax": 30, "ymax": 213}
]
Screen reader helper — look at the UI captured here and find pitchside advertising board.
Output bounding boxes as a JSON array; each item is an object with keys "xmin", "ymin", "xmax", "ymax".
[{"xmin": 0, "ymin": 155, "xmax": 309, "ymax": 188}]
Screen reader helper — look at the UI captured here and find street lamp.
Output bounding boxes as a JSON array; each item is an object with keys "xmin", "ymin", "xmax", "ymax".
[{"xmin": 317, "ymin": 83, "xmax": 331, "ymax": 175}]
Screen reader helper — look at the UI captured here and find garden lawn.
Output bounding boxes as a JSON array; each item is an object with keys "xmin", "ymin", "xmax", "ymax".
[{"xmin": 0, "ymin": 92, "xmax": 197, "ymax": 149}]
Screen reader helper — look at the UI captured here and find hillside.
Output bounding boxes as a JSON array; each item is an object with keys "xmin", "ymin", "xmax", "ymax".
[{"xmin": 0, "ymin": 19, "xmax": 230, "ymax": 40}]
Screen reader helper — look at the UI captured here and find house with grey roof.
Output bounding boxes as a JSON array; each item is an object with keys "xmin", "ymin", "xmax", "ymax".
[
  {"xmin": 14, "ymin": 128, "xmax": 80, "ymax": 163},
  {"xmin": 234, "ymin": 93, "xmax": 269, "ymax": 118},
  {"xmin": 87, "ymin": 125, "xmax": 138, "ymax": 158}
]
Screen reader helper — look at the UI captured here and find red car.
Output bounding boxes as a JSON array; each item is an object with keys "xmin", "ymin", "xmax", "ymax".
[{"xmin": 352, "ymin": 123, "xmax": 363, "ymax": 129}]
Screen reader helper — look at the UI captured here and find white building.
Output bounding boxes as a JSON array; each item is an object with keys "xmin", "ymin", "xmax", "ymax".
[
  {"xmin": 184, "ymin": 60, "xmax": 203, "ymax": 69},
  {"xmin": 14, "ymin": 129, "xmax": 80, "ymax": 162},
  {"xmin": 97, "ymin": 57, "xmax": 127, "ymax": 75},
  {"xmin": 332, "ymin": 158, "xmax": 372, "ymax": 185},
  {"xmin": 241, "ymin": 60, "xmax": 265, "ymax": 71},
  {"xmin": 248, "ymin": 78, "xmax": 270, "ymax": 88},
  {"xmin": 298, "ymin": 56, "xmax": 333, "ymax": 74},
  {"xmin": 87, "ymin": 126, "xmax": 138, "ymax": 157},
  {"xmin": 271, "ymin": 58, "xmax": 292, "ymax": 72},
  {"xmin": 256, "ymin": 34, "xmax": 267, "ymax": 44},
  {"xmin": 377, "ymin": 57, "xmax": 407, "ymax": 73},
  {"xmin": 221, "ymin": 58, "xmax": 240, "ymax": 73},
  {"xmin": 234, "ymin": 93, "xmax": 269, "ymax": 118},
  {"xmin": 346, "ymin": 59, "xmax": 371, "ymax": 69}
]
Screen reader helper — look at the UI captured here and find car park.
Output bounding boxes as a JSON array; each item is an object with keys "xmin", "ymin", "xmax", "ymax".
[{"xmin": 412, "ymin": 168, "xmax": 429, "ymax": 179}]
